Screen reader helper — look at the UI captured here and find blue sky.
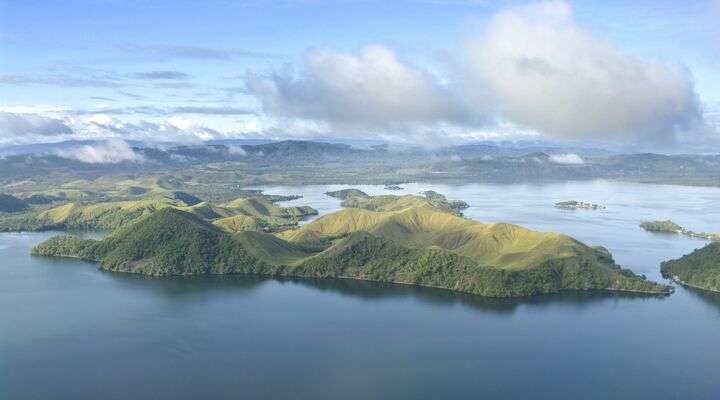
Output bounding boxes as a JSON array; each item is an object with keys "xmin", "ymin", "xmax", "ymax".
[{"xmin": 1, "ymin": 0, "xmax": 718, "ymax": 150}]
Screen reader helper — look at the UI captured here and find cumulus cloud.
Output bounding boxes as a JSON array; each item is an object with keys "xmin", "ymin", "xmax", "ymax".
[
  {"xmin": 56, "ymin": 139, "xmax": 144, "ymax": 163},
  {"xmin": 247, "ymin": 45, "xmax": 478, "ymax": 132},
  {"xmin": 467, "ymin": 1, "xmax": 702, "ymax": 143},
  {"xmin": 549, "ymin": 153, "xmax": 584, "ymax": 164},
  {"xmin": 0, "ymin": 112, "xmax": 73, "ymax": 144}
]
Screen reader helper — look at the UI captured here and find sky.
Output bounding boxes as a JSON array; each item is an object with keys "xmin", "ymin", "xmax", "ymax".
[{"xmin": 1, "ymin": 0, "xmax": 719, "ymax": 151}]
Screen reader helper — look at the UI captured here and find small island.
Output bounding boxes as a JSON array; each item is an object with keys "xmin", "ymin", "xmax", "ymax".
[
  {"xmin": 325, "ymin": 188, "xmax": 369, "ymax": 200},
  {"xmin": 32, "ymin": 191, "xmax": 670, "ymax": 298},
  {"xmin": 661, "ymin": 242, "xmax": 720, "ymax": 293},
  {"xmin": 640, "ymin": 220, "xmax": 720, "ymax": 241},
  {"xmin": 555, "ymin": 201, "xmax": 605, "ymax": 210},
  {"xmin": 384, "ymin": 185, "xmax": 404, "ymax": 191}
]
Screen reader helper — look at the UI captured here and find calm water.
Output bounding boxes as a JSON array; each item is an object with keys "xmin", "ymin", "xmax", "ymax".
[{"xmin": 2, "ymin": 181, "xmax": 720, "ymax": 399}]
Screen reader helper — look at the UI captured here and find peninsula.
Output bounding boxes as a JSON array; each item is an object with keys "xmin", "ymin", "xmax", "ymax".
[
  {"xmin": 661, "ymin": 242, "xmax": 720, "ymax": 293},
  {"xmin": 32, "ymin": 191, "xmax": 670, "ymax": 298},
  {"xmin": 640, "ymin": 220, "xmax": 720, "ymax": 241}
]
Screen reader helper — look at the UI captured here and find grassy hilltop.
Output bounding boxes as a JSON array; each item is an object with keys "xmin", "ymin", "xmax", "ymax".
[{"xmin": 32, "ymin": 191, "xmax": 669, "ymax": 297}]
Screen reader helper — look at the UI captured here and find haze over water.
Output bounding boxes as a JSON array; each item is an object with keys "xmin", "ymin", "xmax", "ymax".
[{"xmin": 2, "ymin": 181, "xmax": 719, "ymax": 399}]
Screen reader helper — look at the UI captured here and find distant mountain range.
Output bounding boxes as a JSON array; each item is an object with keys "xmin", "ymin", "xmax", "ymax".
[{"xmin": 1, "ymin": 139, "xmax": 718, "ymax": 187}]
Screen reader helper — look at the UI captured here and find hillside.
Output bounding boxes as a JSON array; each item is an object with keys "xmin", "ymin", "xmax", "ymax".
[
  {"xmin": 0, "ymin": 194, "xmax": 28, "ymax": 213},
  {"xmin": 336, "ymin": 189, "xmax": 469, "ymax": 216},
  {"xmin": 0, "ymin": 192, "xmax": 317, "ymax": 233},
  {"xmin": 282, "ymin": 206, "xmax": 615, "ymax": 270},
  {"xmin": 33, "ymin": 204, "xmax": 669, "ymax": 297},
  {"xmin": 33, "ymin": 209, "xmax": 267, "ymax": 275},
  {"xmin": 661, "ymin": 242, "xmax": 720, "ymax": 292},
  {"xmin": 325, "ymin": 188, "xmax": 369, "ymax": 200}
]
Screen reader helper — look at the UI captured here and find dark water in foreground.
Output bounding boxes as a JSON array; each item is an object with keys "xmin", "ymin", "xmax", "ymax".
[{"xmin": 2, "ymin": 181, "xmax": 720, "ymax": 399}]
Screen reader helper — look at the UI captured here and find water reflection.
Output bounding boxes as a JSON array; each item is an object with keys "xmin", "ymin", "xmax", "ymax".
[
  {"xmin": 682, "ymin": 285, "xmax": 720, "ymax": 311},
  {"xmin": 93, "ymin": 269, "xmax": 673, "ymax": 314}
]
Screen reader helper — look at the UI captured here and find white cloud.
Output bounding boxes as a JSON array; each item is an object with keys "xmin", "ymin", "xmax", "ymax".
[
  {"xmin": 226, "ymin": 145, "xmax": 247, "ymax": 156},
  {"xmin": 549, "ymin": 153, "xmax": 584, "ymax": 164},
  {"xmin": 247, "ymin": 45, "xmax": 478, "ymax": 133},
  {"xmin": 0, "ymin": 111, "xmax": 72, "ymax": 144},
  {"xmin": 56, "ymin": 139, "xmax": 144, "ymax": 163},
  {"xmin": 467, "ymin": 1, "xmax": 702, "ymax": 143},
  {"xmin": 74, "ymin": 114, "xmax": 222, "ymax": 143}
]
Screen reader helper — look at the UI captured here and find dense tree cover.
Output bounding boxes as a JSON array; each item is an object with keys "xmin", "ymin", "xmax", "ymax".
[
  {"xmin": 0, "ymin": 194, "xmax": 28, "ymax": 213},
  {"xmin": 640, "ymin": 220, "xmax": 684, "ymax": 233},
  {"xmin": 661, "ymin": 242, "xmax": 720, "ymax": 292}
]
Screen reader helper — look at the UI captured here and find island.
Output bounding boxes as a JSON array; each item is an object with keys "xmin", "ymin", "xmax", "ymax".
[
  {"xmin": 384, "ymin": 185, "xmax": 404, "ymax": 190},
  {"xmin": 325, "ymin": 188, "xmax": 369, "ymax": 200},
  {"xmin": 555, "ymin": 201, "xmax": 605, "ymax": 210},
  {"xmin": 32, "ymin": 191, "xmax": 670, "ymax": 298},
  {"xmin": 661, "ymin": 242, "xmax": 720, "ymax": 293},
  {"xmin": 640, "ymin": 220, "xmax": 720, "ymax": 241}
]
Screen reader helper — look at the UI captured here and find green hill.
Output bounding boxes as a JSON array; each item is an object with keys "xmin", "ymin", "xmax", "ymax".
[
  {"xmin": 0, "ymin": 194, "xmax": 28, "ymax": 213},
  {"xmin": 224, "ymin": 196, "xmax": 316, "ymax": 218},
  {"xmin": 33, "ymin": 209, "xmax": 267, "ymax": 275},
  {"xmin": 33, "ymin": 205, "xmax": 669, "ymax": 297},
  {"xmin": 1, "ymin": 192, "xmax": 317, "ymax": 233},
  {"xmin": 220, "ymin": 196, "xmax": 317, "ymax": 231},
  {"xmin": 661, "ymin": 242, "xmax": 720, "ymax": 292},
  {"xmin": 338, "ymin": 190, "xmax": 468, "ymax": 216},
  {"xmin": 325, "ymin": 188, "xmax": 369, "ymax": 200},
  {"xmin": 282, "ymin": 206, "xmax": 631, "ymax": 270},
  {"xmin": 28, "ymin": 197, "xmax": 183, "ymax": 231}
]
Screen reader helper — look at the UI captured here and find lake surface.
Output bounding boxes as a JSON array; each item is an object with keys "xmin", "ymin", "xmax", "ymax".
[{"xmin": 2, "ymin": 181, "xmax": 720, "ymax": 399}]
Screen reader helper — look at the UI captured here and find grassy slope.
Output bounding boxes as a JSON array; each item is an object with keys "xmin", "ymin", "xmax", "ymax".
[
  {"xmin": 280, "ymin": 206, "xmax": 595, "ymax": 270},
  {"xmin": 661, "ymin": 242, "xmax": 720, "ymax": 292},
  {"xmin": 3, "ymin": 193, "xmax": 317, "ymax": 233},
  {"xmin": 340, "ymin": 192, "xmax": 466, "ymax": 215},
  {"xmin": 224, "ymin": 197, "xmax": 317, "ymax": 218}
]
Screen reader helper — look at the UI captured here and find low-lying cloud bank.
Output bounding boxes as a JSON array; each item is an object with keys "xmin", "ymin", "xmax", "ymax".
[
  {"xmin": 0, "ymin": 111, "xmax": 73, "ymax": 143},
  {"xmin": 55, "ymin": 139, "xmax": 144, "ymax": 164},
  {"xmin": 549, "ymin": 153, "xmax": 584, "ymax": 165}
]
